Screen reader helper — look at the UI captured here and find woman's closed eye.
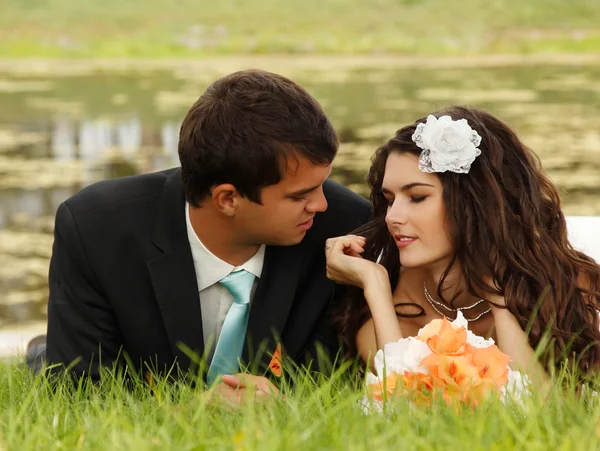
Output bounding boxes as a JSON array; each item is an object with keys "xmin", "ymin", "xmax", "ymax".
[
  {"xmin": 385, "ymin": 195, "xmax": 427, "ymax": 206},
  {"xmin": 410, "ymin": 195, "xmax": 427, "ymax": 203}
]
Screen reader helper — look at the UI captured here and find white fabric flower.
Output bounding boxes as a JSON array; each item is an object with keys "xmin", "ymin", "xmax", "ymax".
[{"xmin": 412, "ymin": 114, "xmax": 482, "ymax": 174}]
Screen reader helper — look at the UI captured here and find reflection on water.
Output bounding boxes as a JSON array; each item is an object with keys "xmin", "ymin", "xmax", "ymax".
[
  {"xmin": 0, "ymin": 114, "xmax": 182, "ymax": 327},
  {"xmin": 1, "ymin": 62, "xmax": 600, "ymax": 327}
]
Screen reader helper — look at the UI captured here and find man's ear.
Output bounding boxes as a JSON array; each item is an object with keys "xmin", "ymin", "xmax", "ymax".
[{"xmin": 211, "ymin": 184, "xmax": 241, "ymax": 216}]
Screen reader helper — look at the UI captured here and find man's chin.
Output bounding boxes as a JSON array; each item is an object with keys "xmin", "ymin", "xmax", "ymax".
[{"xmin": 267, "ymin": 232, "xmax": 307, "ymax": 247}]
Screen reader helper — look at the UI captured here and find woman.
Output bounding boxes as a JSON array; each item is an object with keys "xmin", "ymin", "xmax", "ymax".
[{"xmin": 327, "ymin": 105, "xmax": 600, "ymax": 381}]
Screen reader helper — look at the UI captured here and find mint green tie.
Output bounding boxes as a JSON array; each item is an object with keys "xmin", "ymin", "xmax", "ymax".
[{"xmin": 206, "ymin": 269, "xmax": 255, "ymax": 385}]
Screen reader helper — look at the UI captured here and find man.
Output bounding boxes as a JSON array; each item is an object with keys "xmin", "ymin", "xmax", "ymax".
[{"xmin": 45, "ymin": 69, "xmax": 370, "ymax": 398}]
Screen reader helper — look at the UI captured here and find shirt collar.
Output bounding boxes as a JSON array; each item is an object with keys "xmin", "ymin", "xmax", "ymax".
[{"xmin": 185, "ymin": 202, "xmax": 265, "ymax": 290}]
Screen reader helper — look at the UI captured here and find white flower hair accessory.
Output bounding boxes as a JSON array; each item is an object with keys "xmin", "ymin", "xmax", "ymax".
[{"xmin": 411, "ymin": 114, "xmax": 482, "ymax": 174}]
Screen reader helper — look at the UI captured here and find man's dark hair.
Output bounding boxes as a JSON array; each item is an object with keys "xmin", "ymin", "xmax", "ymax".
[{"xmin": 178, "ymin": 69, "xmax": 339, "ymax": 206}]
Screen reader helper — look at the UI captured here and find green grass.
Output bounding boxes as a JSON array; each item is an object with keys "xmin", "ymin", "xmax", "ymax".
[
  {"xmin": 0, "ymin": 0, "xmax": 599, "ymax": 57},
  {"xmin": 2, "ymin": 359, "xmax": 600, "ymax": 450}
]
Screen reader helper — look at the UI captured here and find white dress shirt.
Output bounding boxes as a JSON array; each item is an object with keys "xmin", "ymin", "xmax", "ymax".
[{"xmin": 185, "ymin": 202, "xmax": 265, "ymax": 362}]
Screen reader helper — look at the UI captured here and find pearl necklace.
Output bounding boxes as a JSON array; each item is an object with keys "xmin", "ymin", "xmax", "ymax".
[{"xmin": 423, "ymin": 283, "xmax": 491, "ymax": 322}]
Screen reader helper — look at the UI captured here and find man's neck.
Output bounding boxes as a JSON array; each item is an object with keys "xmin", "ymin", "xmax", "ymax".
[{"xmin": 188, "ymin": 204, "xmax": 261, "ymax": 267}]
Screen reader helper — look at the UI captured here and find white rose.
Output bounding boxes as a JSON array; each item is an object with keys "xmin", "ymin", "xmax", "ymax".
[
  {"xmin": 465, "ymin": 330, "xmax": 496, "ymax": 348},
  {"xmin": 501, "ymin": 370, "xmax": 531, "ymax": 403},
  {"xmin": 412, "ymin": 115, "xmax": 482, "ymax": 174},
  {"xmin": 373, "ymin": 337, "xmax": 432, "ymax": 376},
  {"xmin": 451, "ymin": 311, "xmax": 496, "ymax": 348}
]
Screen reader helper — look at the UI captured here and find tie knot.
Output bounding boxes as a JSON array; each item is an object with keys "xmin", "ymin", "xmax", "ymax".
[{"xmin": 219, "ymin": 269, "xmax": 255, "ymax": 305}]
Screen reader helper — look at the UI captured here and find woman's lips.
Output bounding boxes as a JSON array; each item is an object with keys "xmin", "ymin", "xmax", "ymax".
[{"xmin": 395, "ymin": 235, "xmax": 417, "ymax": 248}]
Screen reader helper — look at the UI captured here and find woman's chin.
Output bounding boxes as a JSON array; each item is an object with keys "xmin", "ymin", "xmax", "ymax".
[
  {"xmin": 399, "ymin": 253, "xmax": 448, "ymax": 269},
  {"xmin": 398, "ymin": 256, "xmax": 426, "ymax": 268},
  {"xmin": 399, "ymin": 254, "xmax": 454, "ymax": 273}
]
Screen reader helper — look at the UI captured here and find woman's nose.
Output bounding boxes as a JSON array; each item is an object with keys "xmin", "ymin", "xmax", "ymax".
[{"xmin": 385, "ymin": 200, "xmax": 408, "ymax": 225}]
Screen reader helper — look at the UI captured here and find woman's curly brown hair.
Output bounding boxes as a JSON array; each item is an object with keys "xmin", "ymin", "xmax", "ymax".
[{"xmin": 334, "ymin": 105, "xmax": 600, "ymax": 376}]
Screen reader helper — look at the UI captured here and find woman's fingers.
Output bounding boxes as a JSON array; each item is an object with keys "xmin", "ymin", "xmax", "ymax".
[
  {"xmin": 326, "ymin": 236, "xmax": 367, "ymax": 267},
  {"xmin": 324, "ymin": 235, "xmax": 372, "ymax": 287},
  {"xmin": 326, "ymin": 235, "xmax": 366, "ymax": 255},
  {"xmin": 345, "ymin": 240, "xmax": 365, "ymax": 256}
]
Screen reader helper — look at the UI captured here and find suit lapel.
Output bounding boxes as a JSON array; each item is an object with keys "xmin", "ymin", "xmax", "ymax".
[
  {"xmin": 242, "ymin": 243, "xmax": 305, "ymax": 369},
  {"xmin": 145, "ymin": 168, "xmax": 308, "ymax": 373},
  {"xmin": 146, "ymin": 169, "xmax": 204, "ymax": 370}
]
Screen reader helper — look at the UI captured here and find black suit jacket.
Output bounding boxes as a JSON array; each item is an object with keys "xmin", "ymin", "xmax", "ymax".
[{"xmin": 46, "ymin": 168, "xmax": 370, "ymax": 379}]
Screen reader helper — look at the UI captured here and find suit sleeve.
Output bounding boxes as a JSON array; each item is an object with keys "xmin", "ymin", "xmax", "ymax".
[
  {"xmin": 297, "ymin": 286, "xmax": 348, "ymax": 376},
  {"xmin": 46, "ymin": 202, "xmax": 123, "ymax": 379}
]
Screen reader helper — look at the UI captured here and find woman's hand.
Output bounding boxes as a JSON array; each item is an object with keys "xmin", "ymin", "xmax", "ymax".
[
  {"xmin": 325, "ymin": 235, "xmax": 387, "ymax": 289},
  {"xmin": 326, "ymin": 235, "xmax": 403, "ymax": 353}
]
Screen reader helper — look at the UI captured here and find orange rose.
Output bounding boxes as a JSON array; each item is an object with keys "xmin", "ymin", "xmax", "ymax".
[
  {"xmin": 367, "ymin": 371, "xmax": 434, "ymax": 406},
  {"xmin": 416, "ymin": 318, "xmax": 445, "ymax": 342},
  {"xmin": 420, "ymin": 351, "xmax": 505, "ymax": 407},
  {"xmin": 421, "ymin": 318, "xmax": 468, "ymax": 355},
  {"xmin": 462, "ymin": 376, "xmax": 502, "ymax": 407},
  {"xmin": 465, "ymin": 343, "xmax": 510, "ymax": 387},
  {"xmin": 400, "ymin": 371, "xmax": 434, "ymax": 408},
  {"xmin": 367, "ymin": 372, "xmax": 401, "ymax": 402},
  {"xmin": 422, "ymin": 345, "xmax": 508, "ymax": 406},
  {"xmin": 400, "ymin": 371, "xmax": 434, "ymax": 392},
  {"xmin": 421, "ymin": 354, "xmax": 477, "ymax": 389}
]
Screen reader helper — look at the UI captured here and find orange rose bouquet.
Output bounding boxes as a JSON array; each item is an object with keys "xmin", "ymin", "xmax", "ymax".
[{"xmin": 364, "ymin": 312, "xmax": 529, "ymax": 410}]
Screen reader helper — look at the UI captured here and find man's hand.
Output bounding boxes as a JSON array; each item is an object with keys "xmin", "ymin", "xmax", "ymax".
[{"xmin": 207, "ymin": 374, "xmax": 282, "ymax": 409}]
